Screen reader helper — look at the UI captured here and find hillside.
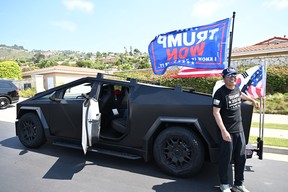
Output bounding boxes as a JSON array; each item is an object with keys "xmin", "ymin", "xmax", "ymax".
[{"xmin": 0, "ymin": 45, "xmax": 33, "ymax": 60}]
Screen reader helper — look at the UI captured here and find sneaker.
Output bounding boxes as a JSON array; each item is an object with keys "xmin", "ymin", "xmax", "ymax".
[
  {"xmin": 232, "ymin": 185, "xmax": 250, "ymax": 192},
  {"xmin": 220, "ymin": 184, "xmax": 231, "ymax": 192}
]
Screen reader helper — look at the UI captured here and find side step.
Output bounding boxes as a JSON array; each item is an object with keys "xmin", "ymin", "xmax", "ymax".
[{"xmin": 53, "ymin": 141, "xmax": 142, "ymax": 160}]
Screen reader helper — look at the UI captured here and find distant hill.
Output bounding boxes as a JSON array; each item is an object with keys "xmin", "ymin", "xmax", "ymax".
[{"xmin": 0, "ymin": 44, "xmax": 33, "ymax": 60}]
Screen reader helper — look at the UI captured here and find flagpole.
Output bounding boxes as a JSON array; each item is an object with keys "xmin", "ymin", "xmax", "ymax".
[
  {"xmin": 258, "ymin": 97, "xmax": 264, "ymax": 160},
  {"xmin": 228, "ymin": 12, "xmax": 236, "ymax": 67},
  {"xmin": 257, "ymin": 60, "xmax": 267, "ymax": 160}
]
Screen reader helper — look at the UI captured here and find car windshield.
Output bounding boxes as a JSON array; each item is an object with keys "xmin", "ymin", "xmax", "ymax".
[{"xmin": 63, "ymin": 83, "xmax": 92, "ymax": 99}]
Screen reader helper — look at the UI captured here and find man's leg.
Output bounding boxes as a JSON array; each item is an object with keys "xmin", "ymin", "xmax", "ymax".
[
  {"xmin": 219, "ymin": 136, "xmax": 233, "ymax": 184},
  {"xmin": 233, "ymin": 131, "xmax": 246, "ymax": 186}
]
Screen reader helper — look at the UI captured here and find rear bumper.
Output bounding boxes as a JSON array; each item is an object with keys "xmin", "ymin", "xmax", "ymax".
[
  {"xmin": 11, "ymin": 96, "xmax": 19, "ymax": 104},
  {"xmin": 246, "ymin": 140, "xmax": 263, "ymax": 160},
  {"xmin": 246, "ymin": 142, "xmax": 254, "ymax": 159}
]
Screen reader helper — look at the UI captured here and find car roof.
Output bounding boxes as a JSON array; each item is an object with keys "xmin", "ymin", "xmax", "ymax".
[{"xmin": 0, "ymin": 79, "xmax": 12, "ymax": 82}]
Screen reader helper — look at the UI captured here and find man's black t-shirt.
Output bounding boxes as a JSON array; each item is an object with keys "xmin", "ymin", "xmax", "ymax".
[{"xmin": 213, "ymin": 85, "xmax": 243, "ymax": 133}]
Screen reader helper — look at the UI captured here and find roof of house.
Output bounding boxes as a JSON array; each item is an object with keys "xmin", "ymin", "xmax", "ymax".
[
  {"xmin": 22, "ymin": 65, "xmax": 105, "ymax": 77},
  {"xmin": 232, "ymin": 36, "xmax": 288, "ymax": 56}
]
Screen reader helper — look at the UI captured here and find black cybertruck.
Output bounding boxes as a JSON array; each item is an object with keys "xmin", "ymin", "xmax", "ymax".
[{"xmin": 15, "ymin": 73, "xmax": 262, "ymax": 177}]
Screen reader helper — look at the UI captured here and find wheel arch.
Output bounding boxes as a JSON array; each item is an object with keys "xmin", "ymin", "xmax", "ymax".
[
  {"xmin": 16, "ymin": 106, "xmax": 50, "ymax": 138},
  {"xmin": 143, "ymin": 116, "xmax": 217, "ymax": 162},
  {"xmin": 0, "ymin": 95, "xmax": 12, "ymax": 103},
  {"xmin": 0, "ymin": 96, "xmax": 11, "ymax": 108}
]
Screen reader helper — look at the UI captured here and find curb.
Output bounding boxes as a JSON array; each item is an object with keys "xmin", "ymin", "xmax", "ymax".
[{"xmin": 253, "ymin": 144, "xmax": 288, "ymax": 155}]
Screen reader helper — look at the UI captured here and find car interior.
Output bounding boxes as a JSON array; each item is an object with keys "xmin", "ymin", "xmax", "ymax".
[
  {"xmin": 55, "ymin": 81, "xmax": 130, "ymax": 140},
  {"xmin": 98, "ymin": 84, "xmax": 129, "ymax": 139}
]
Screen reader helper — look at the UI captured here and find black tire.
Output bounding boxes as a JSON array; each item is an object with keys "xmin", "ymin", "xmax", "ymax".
[
  {"xmin": 153, "ymin": 126, "xmax": 205, "ymax": 177},
  {"xmin": 17, "ymin": 113, "xmax": 46, "ymax": 148},
  {"xmin": 0, "ymin": 97, "xmax": 10, "ymax": 109}
]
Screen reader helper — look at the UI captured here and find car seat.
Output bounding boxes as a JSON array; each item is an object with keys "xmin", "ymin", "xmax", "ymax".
[
  {"xmin": 99, "ymin": 85, "xmax": 114, "ymax": 112},
  {"xmin": 99, "ymin": 85, "xmax": 115, "ymax": 128},
  {"xmin": 111, "ymin": 86, "xmax": 129, "ymax": 134}
]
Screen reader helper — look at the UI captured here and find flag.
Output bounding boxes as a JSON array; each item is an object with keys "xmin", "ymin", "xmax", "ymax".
[
  {"xmin": 212, "ymin": 65, "xmax": 266, "ymax": 98},
  {"xmin": 237, "ymin": 65, "xmax": 266, "ymax": 99},
  {"xmin": 148, "ymin": 18, "xmax": 231, "ymax": 75},
  {"xmin": 212, "ymin": 79, "xmax": 224, "ymax": 97},
  {"xmin": 171, "ymin": 67, "xmax": 222, "ymax": 78}
]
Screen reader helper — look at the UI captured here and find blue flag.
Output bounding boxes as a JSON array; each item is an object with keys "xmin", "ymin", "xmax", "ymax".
[{"xmin": 148, "ymin": 18, "xmax": 231, "ymax": 75}]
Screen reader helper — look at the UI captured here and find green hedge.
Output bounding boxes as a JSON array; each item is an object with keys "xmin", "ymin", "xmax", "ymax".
[
  {"xmin": 237, "ymin": 65, "xmax": 288, "ymax": 95},
  {"xmin": 118, "ymin": 65, "xmax": 288, "ymax": 95}
]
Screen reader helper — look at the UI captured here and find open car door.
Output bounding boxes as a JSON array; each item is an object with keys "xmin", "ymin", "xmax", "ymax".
[{"xmin": 81, "ymin": 82, "xmax": 101, "ymax": 154}]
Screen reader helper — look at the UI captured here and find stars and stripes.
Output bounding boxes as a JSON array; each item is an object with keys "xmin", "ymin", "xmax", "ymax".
[
  {"xmin": 240, "ymin": 65, "xmax": 265, "ymax": 98},
  {"xmin": 213, "ymin": 65, "xmax": 266, "ymax": 98},
  {"xmin": 171, "ymin": 67, "xmax": 222, "ymax": 78}
]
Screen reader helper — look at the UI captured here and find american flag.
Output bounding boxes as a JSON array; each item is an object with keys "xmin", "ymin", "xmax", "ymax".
[
  {"xmin": 212, "ymin": 65, "xmax": 266, "ymax": 98},
  {"xmin": 237, "ymin": 65, "xmax": 265, "ymax": 99},
  {"xmin": 171, "ymin": 67, "xmax": 222, "ymax": 78}
]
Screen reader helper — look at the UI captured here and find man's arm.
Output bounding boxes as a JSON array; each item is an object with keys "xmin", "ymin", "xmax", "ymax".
[
  {"xmin": 241, "ymin": 92, "xmax": 259, "ymax": 108},
  {"xmin": 213, "ymin": 107, "xmax": 232, "ymax": 142}
]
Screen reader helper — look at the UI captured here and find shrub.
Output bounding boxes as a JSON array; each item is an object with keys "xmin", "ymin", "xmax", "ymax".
[
  {"xmin": 0, "ymin": 61, "xmax": 22, "ymax": 79},
  {"xmin": 19, "ymin": 88, "xmax": 36, "ymax": 98},
  {"xmin": 119, "ymin": 64, "xmax": 288, "ymax": 94}
]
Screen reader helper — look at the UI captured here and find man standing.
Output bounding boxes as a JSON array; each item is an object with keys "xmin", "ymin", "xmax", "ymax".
[{"xmin": 212, "ymin": 67, "xmax": 259, "ymax": 192}]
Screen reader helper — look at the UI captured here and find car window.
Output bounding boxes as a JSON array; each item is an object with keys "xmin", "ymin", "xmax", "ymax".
[
  {"xmin": 63, "ymin": 83, "xmax": 92, "ymax": 100},
  {"xmin": 37, "ymin": 91, "xmax": 56, "ymax": 100},
  {"xmin": 0, "ymin": 82, "xmax": 12, "ymax": 88}
]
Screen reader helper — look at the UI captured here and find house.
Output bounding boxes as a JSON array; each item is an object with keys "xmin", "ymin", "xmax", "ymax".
[
  {"xmin": 231, "ymin": 36, "xmax": 288, "ymax": 66},
  {"xmin": 21, "ymin": 65, "xmax": 105, "ymax": 93}
]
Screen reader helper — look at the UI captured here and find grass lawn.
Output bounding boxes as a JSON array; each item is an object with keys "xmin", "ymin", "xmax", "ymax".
[
  {"xmin": 250, "ymin": 122, "xmax": 288, "ymax": 148},
  {"xmin": 249, "ymin": 136, "xmax": 288, "ymax": 148}
]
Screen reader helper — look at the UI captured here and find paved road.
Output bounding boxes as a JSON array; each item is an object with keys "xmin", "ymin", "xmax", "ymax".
[
  {"xmin": 251, "ymin": 113, "xmax": 288, "ymax": 139},
  {"xmin": 252, "ymin": 113, "xmax": 288, "ymax": 125},
  {"xmin": 1, "ymin": 119, "xmax": 288, "ymax": 192},
  {"xmin": 250, "ymin": 128, "xmax": 288, "ymax": 139}
]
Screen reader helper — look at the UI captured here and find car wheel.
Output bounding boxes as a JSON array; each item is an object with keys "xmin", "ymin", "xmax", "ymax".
[
  {"xmin": 153, "ymin": 126, "xmax": 205, "ymax": 177},
  {"xmin": 0, "ymin": 97, "xmax": 10, "ymax": 109},
  {"xmin": 17, "ymin": 113, "xmax": 46, "ymax": 148}
]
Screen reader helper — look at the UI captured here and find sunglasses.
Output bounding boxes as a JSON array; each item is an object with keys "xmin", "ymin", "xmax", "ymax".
[{"xmin": 225, "ymin": 74, "xmax": 237, "ymax": 78}]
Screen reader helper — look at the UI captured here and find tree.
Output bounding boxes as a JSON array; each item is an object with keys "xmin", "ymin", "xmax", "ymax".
[
  {"xmin": 119, "ymin": 63, "xmax": 133, "ymax": 71},
  {"xmin": 38, "ymin": 59, "xmax": 57, "ymax": 68},
  {"xmin": 96, "ymin": 51, "xmax": 102, "ymax": 58},
  {"xmin": 137, "ymin": 55, "xmax": 151, "ymax": 69},
  {"xmin": 92, "ymin": 60, "xmax": 106, "ymax": 70},
  {"xmin": 102, "ymin": 52, "xmax": 108, "ymax": 58},
  {"xmin": 0, "ymin": 61, "xmax": 22, "ymax": 79},
  {"xmin": 133, "ymin": 48, "xmax": 141, "ymax": 56},
  {"xmin": 129, "ymin": 46, "xmax": 133, "ymax": 56},
  {"xmin": 33, "ymin": 53, "xmax": 45, "ymax": 64},
  {"xmin": 86, "ymin": 52, "xmax": 93, "ymax": 59},
  {"xmin": 76, "ymin": 60, "xmax": 92, "ymax": 68}
]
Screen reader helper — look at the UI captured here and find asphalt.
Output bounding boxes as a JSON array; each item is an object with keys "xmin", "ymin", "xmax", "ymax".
[{"xmin": 251, "ymin": 113, "xmax": 288, "ymax": 155}]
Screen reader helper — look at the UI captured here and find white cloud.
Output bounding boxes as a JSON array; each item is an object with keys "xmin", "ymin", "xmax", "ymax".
[
  {"xmin": 50, "ymin": 20, "xmax": 78, "ymax": 31},
  {"xmin": 262, "ymin": 0, "xmax": 288, "ymax": 9},
  {"xmin": 191, "ymin": 0, "xmax": 224, "ymax": 18},
  {"xmin": 62, "ymin": 0, "xmax": 94, "ymax": 12}
]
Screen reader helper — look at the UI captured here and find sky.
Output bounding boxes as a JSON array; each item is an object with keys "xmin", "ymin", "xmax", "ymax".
[{"xmin": 1, "ymin": 0, "xmax": 288, "ymax": 53}]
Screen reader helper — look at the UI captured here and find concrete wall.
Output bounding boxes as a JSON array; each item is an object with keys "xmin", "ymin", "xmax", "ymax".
[
  {"xmin": 42, "ymin": 72, "xmax": 96, "ymax": 90},
  {"xmin": 231, "ymin": 54, "xmax": 288, "ymax": 67},
  {"xmin": 17, "ymin": 72, "xmax": 99, "ymax": 93}
]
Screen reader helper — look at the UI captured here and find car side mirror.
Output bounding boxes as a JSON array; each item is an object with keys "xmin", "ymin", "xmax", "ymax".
[{"xmin": 49, "ymin": 94, "xmax": 61, "ymax": 102}]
